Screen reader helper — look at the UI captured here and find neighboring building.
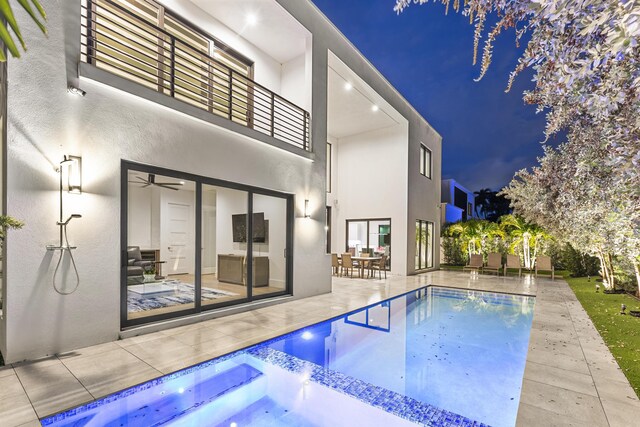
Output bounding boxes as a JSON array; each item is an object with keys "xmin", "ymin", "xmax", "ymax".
[
  {"xmin": 0, "ymin": 0, "xmax": 441, "ymax": 363},
  {"xmin": 440, "ymin": 179, "xmax": 476, "ymax": 225}
]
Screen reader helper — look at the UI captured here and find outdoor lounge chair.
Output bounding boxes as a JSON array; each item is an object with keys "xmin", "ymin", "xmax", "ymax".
[
  {"xmin": 504, "ymin": 254, "xmax": 523, "ymax": 277},
  {"xmin": 535, "ymin": 255, "xmax": 555, "ymax": 280},
  {"xmin": 483, "ymin": 253, "xmax": 502, "ymax": 275},
  {"xmin": 463, "ymin": 254, "xmax": 483, "ymax": 272}
]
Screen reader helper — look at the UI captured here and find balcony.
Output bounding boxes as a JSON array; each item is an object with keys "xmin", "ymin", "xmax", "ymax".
[{"xmin": 80, "ymin": 0, "xmax": 311, "ymax": 152}]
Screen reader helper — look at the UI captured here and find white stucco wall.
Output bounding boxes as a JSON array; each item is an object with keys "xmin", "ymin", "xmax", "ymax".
[
  {"xmin": 2, "ymin": 0, "xmax": 329, "ymax": 363},
  {"xmin": 281, "ymin": 53, "xmax": 309, "ymax": 112},
  {"xmin": 1, "ymin": 0, "xmax": 441, "ymax": 362},
  {"xmin": 407, "ymin": 125, "xmax": 442, "ymax": 274},
  {"xmin": 330, "ymin": 125, "xmax": 409, "ymax": 275},
  {"xmin": 275, "ymin": 0, "xmax": 442, "ymax": 275}
]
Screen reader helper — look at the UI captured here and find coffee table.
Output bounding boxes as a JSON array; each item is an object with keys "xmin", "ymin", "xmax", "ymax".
[{"xmin": 128, "ymin": 280, "xmax": 179, "ymax": 296}]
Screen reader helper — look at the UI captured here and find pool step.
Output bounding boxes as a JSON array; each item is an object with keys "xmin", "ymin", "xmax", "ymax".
[{"xmin": 97, "ymin": 363, "xmax": 265, "ymax": 427}]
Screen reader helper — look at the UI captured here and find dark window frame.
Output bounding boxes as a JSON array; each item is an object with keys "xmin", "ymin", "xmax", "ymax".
[
  {"xmin": 345, "ymin": 218, "xmax": 391, "ymax": 271},
  {"xmin": 325, "ymin": 206, "xmax": 332, "ymax": 254},
  {"xmin": 326, "ymin": 142, "xmax": 332, "ymax": 193},
  {"xmin": 420, "ymin": 143, "xmax": 433, "ymax": 179},
  {"xmin": 415, "ymin": 219, "xmax": 434, "ymax": 271},
  {"xmin": 419, "ymin": 144, "xmax": 432, "ymax": 179},
  {"xmin": 121, "ymin": 160, "xmax": 294, "ymax": 329},
  {"xmin": 86, "ymin": 0, "xmax": 254, "ymax": 75}
]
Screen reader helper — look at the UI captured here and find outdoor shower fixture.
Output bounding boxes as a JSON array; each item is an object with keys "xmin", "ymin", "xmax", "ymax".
[{"xmin": 46, "ymin": 155, "xmax": 83, "ymax": 295}]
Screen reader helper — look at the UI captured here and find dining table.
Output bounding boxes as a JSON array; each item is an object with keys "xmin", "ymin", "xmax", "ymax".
[{"xmin": 351, "ymin": 256, "xmax": 382, "ymax": 278}]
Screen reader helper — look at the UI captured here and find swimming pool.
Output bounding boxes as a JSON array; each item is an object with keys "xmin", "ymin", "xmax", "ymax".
[{"xmin": 41, "ymin": 286, "xmax": 535, "ymax": 427}]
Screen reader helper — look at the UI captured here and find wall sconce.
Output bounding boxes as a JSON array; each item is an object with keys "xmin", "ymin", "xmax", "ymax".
[
  {"xmin": 61, "ymin": 155, "xmax": 82, "ymax": 194},
  {"xmin": 304, "ymin": 199, "xmax": 311, "ymax": 218}
]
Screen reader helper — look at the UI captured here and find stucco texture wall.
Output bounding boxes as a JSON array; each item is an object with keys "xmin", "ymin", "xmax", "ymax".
[{"xmin": 3, "ymin": 0, "xmax": 329, "ymax": 363}]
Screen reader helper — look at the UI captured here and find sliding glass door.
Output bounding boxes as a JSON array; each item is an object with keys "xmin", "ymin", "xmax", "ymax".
[
  {"xmin": 125, "ymin": 170, "xmax": 197, "ymax": 322},
  {"xmin": 122, "ymin": 162, "xmax": 293, "ymax": 328},
  {"xmin": 346, "ymin": 218, "xmax": 391, "ymax": 269},
  {"xmin": 200, "ymin": 185, "xmax": 249, "ymax": 308},
  {"xmin": 251, "ymin": 194, "xmax": 289, "ymax": 298},
  {"xmin": 415, "ymin": 220, "xmax": 434, "ymax": 271}
]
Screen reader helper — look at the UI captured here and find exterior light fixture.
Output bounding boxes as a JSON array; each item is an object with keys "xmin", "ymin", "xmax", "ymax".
[
  {"xmin": 304, "ymin": 199, "xmax": 311, "ymax": 218},
  {"xmin": 246, "ymin": 13, "xmax": 258, "ymax": 26},
  {"xmin": 62, "ymin": 155, "xmax": 82, "ymax": 194},
  {"xmin": 344, "ymin": 82, "xmax": 353, "ymax": 91},
  {"xmin": 371, "ymin": 104, "xmax": 379, "ymax": 112},
  {"xmin": 67, "ymin": 86, "xmax": 86, "ymax": 97}
]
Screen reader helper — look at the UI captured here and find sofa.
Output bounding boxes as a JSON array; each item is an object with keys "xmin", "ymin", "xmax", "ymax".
[{"xmin": 127, "ymin": 246, "xmax": 154, "ymax": 284}]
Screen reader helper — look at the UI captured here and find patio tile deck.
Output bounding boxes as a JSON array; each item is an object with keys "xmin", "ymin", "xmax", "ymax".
[{"xmin": 0, "ymin": 270, "xmax": 638, "ymax": 426}]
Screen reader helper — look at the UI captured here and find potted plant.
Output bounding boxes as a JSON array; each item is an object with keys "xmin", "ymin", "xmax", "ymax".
[
  {"xmin": 143, "ymin": 265, "xmax": 156, "ymax": 283},
  {"xmin": 0, "ymin": 215, "xmax": 24, "ymax": 310},
  {"xmin": 0, "ymin": 215, "xmax": 24, "ymax": 259}
]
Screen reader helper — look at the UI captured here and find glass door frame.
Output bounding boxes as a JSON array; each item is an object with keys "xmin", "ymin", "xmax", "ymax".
[
  {"xmin": 120, "ymin": 160, "xmax": 294, "ymax": 329},
  {"xmin": 415, "ymin": 219, "xmax": 434, "ymax": 271},
  {"xmin": 344, "ymin": 217, "xmax": 391, "ymax": 271}
]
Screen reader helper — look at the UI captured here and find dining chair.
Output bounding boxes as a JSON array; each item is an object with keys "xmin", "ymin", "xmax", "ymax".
[
  {"xmin": 331, "ymin": 253, "xmax": 341, "ymax": 276},
  {"xmin": 355, "ymin": 252, "xmax": 370, "ymax": 271},
  {"xmin": 341, "ymin": 253, "xmax": 357, "ymax": 278},
  {"xmin": 369, "ymin": 255, "xmax": 388, "ymax": 279}
]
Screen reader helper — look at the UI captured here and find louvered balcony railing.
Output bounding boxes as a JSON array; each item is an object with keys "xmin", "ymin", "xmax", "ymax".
[{"xmin": 80, "ymin": 0, "xmax": 311, "ymax": 151}]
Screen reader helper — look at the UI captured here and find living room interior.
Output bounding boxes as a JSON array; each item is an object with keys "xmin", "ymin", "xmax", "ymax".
[{"xmin": 126, "ymin": 169, "xmax": 288, "ymax": 322}]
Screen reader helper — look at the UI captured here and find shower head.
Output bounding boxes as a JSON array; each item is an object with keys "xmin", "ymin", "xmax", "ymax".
[
  {"xmin": 60, "ymin": 155, "xmax": 74, "ymax": 165},
  {"xmin": 57, "ymin": 214, "xmax": 82, "ymax": 226}
]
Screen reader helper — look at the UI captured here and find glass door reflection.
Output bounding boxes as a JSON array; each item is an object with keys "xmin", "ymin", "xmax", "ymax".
[
  {"xmin": 126, "ymin": 171, "xmax": 196, "ymax": 322},
  {"xmin": 251, "ymin": 193, "xmax": 288, "ymax": 298},
  {"xmin": 201, "ymin": 185, "xmax": 249, "ymax": 308}
]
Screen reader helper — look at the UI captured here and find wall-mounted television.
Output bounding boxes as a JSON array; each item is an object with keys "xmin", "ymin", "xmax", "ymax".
[{"xmin": 232, "ymin": 212, "xmax": 267, "ymax": 243}]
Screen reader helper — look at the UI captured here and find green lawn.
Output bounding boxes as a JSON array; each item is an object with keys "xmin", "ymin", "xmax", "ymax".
[{"xmin": 563, "ymin": 275, "xmax": 640, "ymax": 398}]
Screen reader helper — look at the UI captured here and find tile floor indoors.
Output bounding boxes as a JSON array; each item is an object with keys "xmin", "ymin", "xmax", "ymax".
[{"xmin": 1, "ymin": 270, "xmax": 639, "ymax": 426}]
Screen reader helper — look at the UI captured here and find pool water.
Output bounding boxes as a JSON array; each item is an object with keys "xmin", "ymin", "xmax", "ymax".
[{"xmin": 42, "ymin": 287, "xmax": 535, "ymax": 427}]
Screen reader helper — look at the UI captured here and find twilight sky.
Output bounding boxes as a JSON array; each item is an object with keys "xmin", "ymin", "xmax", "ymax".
[{"xmin": 311, "ymin": 0, "xmax": 554, "ymax": 193}]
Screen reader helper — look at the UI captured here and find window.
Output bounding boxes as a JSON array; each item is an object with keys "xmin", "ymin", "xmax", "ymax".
[
  {"xmin": 123, "ymin": 162, "xmax": 293, "ymax": 328},
  {"xmin": 326, "ymin": 206, "xmax": 332, "ymax": 253},
  {"xmin": 326, "ymin": 142, "xmax": 332, "ymax": 193},
  {"xmin": 419, "ymin": 144, "xmax": 431, "ymax": 178},
  {"xmin": 82, "ymin": 0, "xmax": 253, "ymax": 119},
  {"xmin": 81, "ymin": 0, "xmax": 311, "ymax": 151},
  {"xmin": 467, "ymin": 202, "xmax": 473, "ymax": 218},
  {"xmin": 346, "ymin": 219, "xmax": 391, "ymax": 270},
  {"xmin": 415, "ymin": 220, "xmax": 434, "ymax": 270}
]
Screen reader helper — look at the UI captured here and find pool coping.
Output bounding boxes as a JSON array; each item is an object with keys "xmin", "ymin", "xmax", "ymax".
[
  {"xmin": 39, "ymin": 285, "xmax": 530, "ymax": 426},
  {"xmin": 2, "ymin": 271, "xmax": 639, "ymax": 426}
]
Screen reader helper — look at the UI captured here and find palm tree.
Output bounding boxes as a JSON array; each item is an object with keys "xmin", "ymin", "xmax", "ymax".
[
  {"xmin": 474, "ymin": 188, "xmax": 493, "ymax": 218},
  {"xmin": 500, "ymin": 215, "xmax": 549, "ymax": 269},
  {"xmin": 0, "ymin": 0, "xmax": 47, "ymax": 61},
  {"xmin": 448, "ymin": 219, "xmax": 504, "ymax": 260}
]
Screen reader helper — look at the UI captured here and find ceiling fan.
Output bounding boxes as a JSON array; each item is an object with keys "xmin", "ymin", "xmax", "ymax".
[{"xmin": 129, "ymin": 173, "xmax": 184, "ymax": 191}]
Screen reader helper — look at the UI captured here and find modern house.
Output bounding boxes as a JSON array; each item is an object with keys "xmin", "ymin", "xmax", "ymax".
[
  {"xmin": 440, "ymin": 179, "xmax": 476, "ymax": 225},
  {"xmin": 0, "ymin": 0, "xmax": 441, "ymax": 363}
]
